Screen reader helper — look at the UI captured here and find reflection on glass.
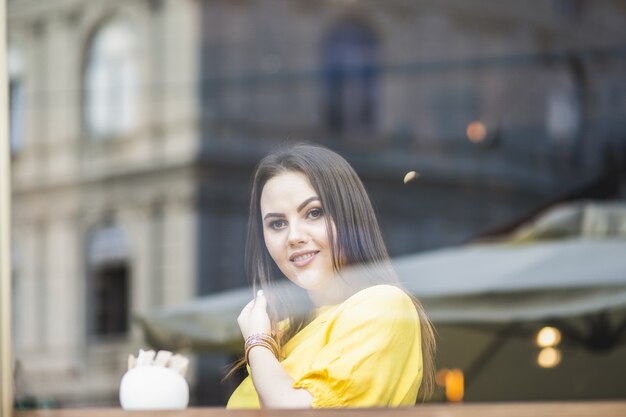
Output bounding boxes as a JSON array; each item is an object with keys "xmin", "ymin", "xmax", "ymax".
[{"xmin": 6, "ymin": 0, "xmax": 626, "ymax": 409}]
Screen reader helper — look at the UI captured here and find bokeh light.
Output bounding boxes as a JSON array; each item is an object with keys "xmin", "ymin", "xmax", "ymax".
[
  {"xmin": 435, "ymin": 368, "xmax": 450, "ymax": 387},
  {"xmin": 444, "ymin": 368, "xmax": 464, "ymax": 402},
  {"xmin": 536, "ymin": 326, "xmax": 562, "ymax": 348},
  {"xmin": 466, "ymin": 120, "xmax": 487, "ymax": 143},
  {"xmin": 537, "ymin": 347, "xmax": 562, "ymax": 368}
]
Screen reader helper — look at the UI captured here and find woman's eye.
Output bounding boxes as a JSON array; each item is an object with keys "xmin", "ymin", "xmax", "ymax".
[
  {"xmin": 308, "ymin": 208, "xmax": 323, "ymax": 219},
  {"xmin": 269, "ymin": 220, "xmax": 287, "ymax": 230}
]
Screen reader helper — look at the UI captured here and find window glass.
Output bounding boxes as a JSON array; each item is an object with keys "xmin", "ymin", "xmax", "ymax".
[
  {"xmin": 87, "ymin": 225, "xmax": 131, "ymax": 336},
  {"xmin": 546, "ymin": 70, "xmax": 582, "ymax": 143},
  {"xmin": 8, "ymin": 46, "xmax": 24, "ymax": 153},
  {"xmin": 323, "ymin": 22, "xmax": 378, "ymax": 134},
  {"xmin": 85, "ymin": 20, "xmax": 138, "ymax": 139}
]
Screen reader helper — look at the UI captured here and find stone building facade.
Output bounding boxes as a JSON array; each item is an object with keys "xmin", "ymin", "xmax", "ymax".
[
  {"xmin": 9, "ymin": 0, "xmax": 202, "ymax": 406},
  {"xmin": 8, "ymin": 0, "xmax": 626, "ymax": 406}
]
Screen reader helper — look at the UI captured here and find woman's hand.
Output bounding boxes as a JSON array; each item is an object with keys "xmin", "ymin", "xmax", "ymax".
[
  {"xmin": 237, "ymin": 290, "xmax": 272, "ymax": 339},
  {"xmin": 237, "ymin": 289, "xmax": 314, "ymax": 408}
]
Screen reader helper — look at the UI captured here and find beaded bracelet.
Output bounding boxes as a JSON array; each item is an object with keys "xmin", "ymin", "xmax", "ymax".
[{"xmin": 244, "ymin": 333, "xmax": 279, "ymax": 364}]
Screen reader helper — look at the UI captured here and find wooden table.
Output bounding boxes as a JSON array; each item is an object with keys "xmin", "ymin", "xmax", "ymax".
[{"xmin": 14, "ymin": 401, "xmax": 626, "ymax": 417}]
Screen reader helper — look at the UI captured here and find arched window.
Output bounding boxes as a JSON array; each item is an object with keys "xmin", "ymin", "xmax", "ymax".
[
  {"xmin": 87, "ymin": 224, "xmax": 131, "ymax": 336},
  {"xmin": 85, "ymin": 19, "xmax": 139, "ymax": 139},
  {"xmin": 323, "ymin": 22, "xmax": 379, "ymax": 134},
  {"xmin": 9, "ymin": 46, "xmax": 25, "ymax": 153}
]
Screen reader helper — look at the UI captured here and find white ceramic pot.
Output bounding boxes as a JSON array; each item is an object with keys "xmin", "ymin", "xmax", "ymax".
[{"xmin": 119, "ymin": 366, "xmax": 189, "ymax": 410}]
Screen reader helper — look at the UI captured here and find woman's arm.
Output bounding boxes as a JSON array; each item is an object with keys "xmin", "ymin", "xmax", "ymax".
[
  {"xmin": 247, "ymin": 345, "xmax": 313, "ymax": 408},
  {"xmin": 237, "ymin": 291, "xmax": 313, "ymax": 408}
]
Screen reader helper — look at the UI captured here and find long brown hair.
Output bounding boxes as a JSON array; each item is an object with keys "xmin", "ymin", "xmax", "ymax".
[{"xmin": 242, "ymin": 143, "xmax": 436, "ymax": 399}]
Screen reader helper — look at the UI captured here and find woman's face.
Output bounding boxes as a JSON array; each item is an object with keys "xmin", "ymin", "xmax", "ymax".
[{"xmin": 260, "ymin": 171, "xmax": 336, "ymax": 293}]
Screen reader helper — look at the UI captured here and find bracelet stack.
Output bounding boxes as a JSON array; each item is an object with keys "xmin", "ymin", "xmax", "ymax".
[{"xmin": 244, "ymin": 333, "xmax": 279, "ymax": 364}]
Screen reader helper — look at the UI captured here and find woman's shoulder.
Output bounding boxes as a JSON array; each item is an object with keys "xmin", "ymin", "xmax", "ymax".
[
  {"xmin": 328, "ymin": 285, "xmax": 419, "ymax": 335},
  {"xmin": 350, "ymin": 284, "xmax": 412, "ymax": 300},
  {"xmin": 342, "ymin": 284, "xmax": 415, "ymax": 311}
]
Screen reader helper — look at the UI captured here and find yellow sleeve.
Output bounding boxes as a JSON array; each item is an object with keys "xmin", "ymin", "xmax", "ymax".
[{"xmin": 292, "ymin": 285, "xmax": 423, "ymax": 407}]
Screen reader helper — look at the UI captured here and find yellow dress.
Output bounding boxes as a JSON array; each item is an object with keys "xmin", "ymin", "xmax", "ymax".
[{"xmin": 226, "ymin": 284, "xmax": 423, "ymax": 408}]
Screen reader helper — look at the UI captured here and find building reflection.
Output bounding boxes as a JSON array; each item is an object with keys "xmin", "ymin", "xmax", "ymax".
[{"xmin": 8, "ymin": 0, "xmax": 626, "ymax": 408}]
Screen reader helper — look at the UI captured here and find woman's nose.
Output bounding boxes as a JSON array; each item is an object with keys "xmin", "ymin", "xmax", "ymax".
[{"xmin": 287, "ymin": 221, "xmax": 309, "ymax": 246}]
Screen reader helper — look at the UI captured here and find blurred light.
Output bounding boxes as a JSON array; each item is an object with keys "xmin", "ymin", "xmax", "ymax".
[
  {"xmin": 435, "ymin": 368, "xmax": 449, "ymax": 387},
  {"xmin": 444, "ymin": 368, "xmax": 464, "ymax": 402},
  {"xmin": 536, "ymin": 326, "xmax": 562, "ymax": 348},
  {"xmin": 466, "ymin": 121, "xmax": 487, "ymax": 143},
  {"xmin": 403, "ymin": 171, "xmax": 419, "ymax": 184},
  {"xmin": 537, "ymin": 347, "xmax": 561, "ymax": 368}
]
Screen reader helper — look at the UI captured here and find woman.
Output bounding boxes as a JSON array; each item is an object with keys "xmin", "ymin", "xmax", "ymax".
[{"xmin": 227, "ymin": 144, "xmax": 435, "ymax": 408}]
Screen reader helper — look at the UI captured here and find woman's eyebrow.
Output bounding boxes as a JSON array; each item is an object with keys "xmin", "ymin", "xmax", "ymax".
[
  {"xmin": 297, "ymin": 196, "xmax": 320, "ymax": 212},
  {"xmin": 262, "ymin": 196, "xmax": 320, "ymax": 221},
  {"xmin": 263, "ymin": 212, "xmax": 284, "ymax": 221}
]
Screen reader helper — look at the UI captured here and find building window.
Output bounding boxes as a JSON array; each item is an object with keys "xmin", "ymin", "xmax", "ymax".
[
  {"xmin": 9, "ymin": 46, "xmax": 25, "ymax": 153},
  {"xmin": 85, "ymin": 19, "xmax": 139, "ymax": 139},
  {"xmin": 87, "ymin": 224, "xmax": 131, "ymax": 336},
  {"xmin": 546, "ymin": 68, "xmax": 582, "ymax": 143},
  {"xmin": 322, "ymin": 22, "xmax": 379, "ymax": 134},
  {"xmin": 545, "ymin": 59, "xmax": 585, "ymax": 170}
]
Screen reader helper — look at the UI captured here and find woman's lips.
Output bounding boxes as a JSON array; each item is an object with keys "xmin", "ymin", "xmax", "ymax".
[{"xmin": 290, "ymin": 251, "xmax": 319, "ymax": 267}]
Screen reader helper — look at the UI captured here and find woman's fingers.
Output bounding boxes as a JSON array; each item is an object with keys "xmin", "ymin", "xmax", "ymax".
[
  {"xmin": 238, "ymin": 298, "xmax": 255, "ymax": 319},
  {"xmin": 237, "ymin": 289, "xmax": 271, "ymax": 338},
  {"xmin": 253, "ymin": 289, "xmax": 267, "ymax": 310}
]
